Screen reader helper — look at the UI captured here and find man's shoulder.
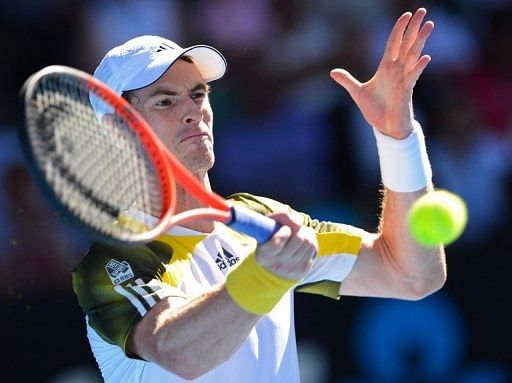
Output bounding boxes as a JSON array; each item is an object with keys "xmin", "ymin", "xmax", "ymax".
[
  {"xmin": 226, "ymin": 193, "xmax": 293, "ymax": 215},
  {"xmin": 74, "ymin": 241, "xmax": 153, "ymax": 269},
  {"xmin": 72, "ymin": 241, "xmax": 168, "ymax": 287}
]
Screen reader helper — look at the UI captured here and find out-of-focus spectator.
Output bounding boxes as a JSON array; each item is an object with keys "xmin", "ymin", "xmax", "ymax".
[
  {"xmin": 0, "ymin": 131, "xmax": 87, "ymax": 294},
  {"xmin": 460, "ymin": 6, "xmax": 512, "ymax": 136},
  {"xmin": 0, "ymin": 0, "xmax": 84, "ymax": 125},
  {"xmin": 79, "ymin": 0, "xmax": 185, "ymax": 71},
  {"xmin": 0, "ymin": 162, "xmax": 87, "ymax": 292},
  {"xmin": 367, "ymin": 2, "xmax": 478, "ymax": 73},
  {"xmin": 426, "ymin": 77, "xmax": 510, "ymax": 246},
  {"xmin": 196, "ymin": 0, "xmax": 278, "ymax": 53},
  {"xmin": 211, "ymin": 0, "xmax": 377, "ymax": 211}
]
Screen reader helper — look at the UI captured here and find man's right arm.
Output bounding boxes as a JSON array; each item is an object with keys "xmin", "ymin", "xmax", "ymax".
[
  {"xmin": 127, "ymin": 283, "xmax": 260, "ymax": 380},
  {"xmin": 126, "ymin": 212, "xmax": 317, "ymax": 380}
]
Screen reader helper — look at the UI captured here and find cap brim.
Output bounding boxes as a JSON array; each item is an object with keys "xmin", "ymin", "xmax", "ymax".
[{"xmin": 182, "ymin": 45, "xmax": 227, "ymax": 82}]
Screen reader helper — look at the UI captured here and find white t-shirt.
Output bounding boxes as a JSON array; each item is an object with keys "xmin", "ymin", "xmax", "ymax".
[{"xmin": 73, "ymin": 194, "xmax": 363, "ymax": 382}]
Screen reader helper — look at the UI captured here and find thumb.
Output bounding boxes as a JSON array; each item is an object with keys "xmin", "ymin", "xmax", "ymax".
[{"xmin": 330, "ymin": 69, "xmax": 361, "ymax": 97}]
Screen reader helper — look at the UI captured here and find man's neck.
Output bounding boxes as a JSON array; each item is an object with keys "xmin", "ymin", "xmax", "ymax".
[{"xmin": 174, "ymin": 172, "xmax": 217, "ymax": 233}]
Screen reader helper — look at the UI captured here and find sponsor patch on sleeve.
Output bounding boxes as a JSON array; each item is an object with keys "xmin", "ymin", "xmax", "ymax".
[{"xmin": 105, "ymin": 259, "xmax": 135, "ymax": 285}]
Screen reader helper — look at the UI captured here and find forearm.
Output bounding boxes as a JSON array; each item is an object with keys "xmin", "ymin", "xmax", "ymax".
[
  {"xmin": 129, "ymin": 218, "xmax": 314, "ymax": 379},
  {"xmin": 130, "ymin": 283, "xmax": 260, "ymax": 379},
  {"xmin": 372, "ymin": 115, "xmax": 446, "ymax": 297},
  {"xmin": 375, "ymin": 187, "xmax": 447, "ymax": 298},
  {"xmin": 341, "ymin": 122, "xmax": 447, "ymax": 299}
]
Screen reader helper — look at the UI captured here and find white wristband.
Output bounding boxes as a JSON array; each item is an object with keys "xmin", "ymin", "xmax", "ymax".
[{"xmin": 373, "ymin": 121, "xmax": 432, "ymax": 192}]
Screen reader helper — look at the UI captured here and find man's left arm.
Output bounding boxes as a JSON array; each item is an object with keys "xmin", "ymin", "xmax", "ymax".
[
  {"xmin": 330, "ymin": 8, "xmax": 446, "ymax": 299},
  {"xmin": 341, "ymin": 188, "xmax": 446, "ymax": 300}
]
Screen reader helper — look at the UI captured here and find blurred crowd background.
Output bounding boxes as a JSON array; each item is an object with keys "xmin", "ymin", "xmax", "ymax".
[{"xmin": 1, "ymin": 0, "xmax": 511, "ymax": 382}]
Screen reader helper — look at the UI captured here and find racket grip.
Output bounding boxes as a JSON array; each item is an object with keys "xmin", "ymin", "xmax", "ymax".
[{"xmin": 228, "ymin": 205, "xmax": 280, "ymax": 244}]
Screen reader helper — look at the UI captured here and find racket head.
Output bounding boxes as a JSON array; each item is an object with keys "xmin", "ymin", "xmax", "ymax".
[{"xmin": 19, "ymin": 65, "xmax": 175, "ymax": 245}]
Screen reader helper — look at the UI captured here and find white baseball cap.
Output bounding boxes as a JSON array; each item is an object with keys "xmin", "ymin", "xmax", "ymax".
[
  {"xmin": 90, "ymin": 35, "xmax": 226, "ymax": 118},
  {"xmin": 94, "ymin": 35, "xmax": 227, "ymax": 92}
]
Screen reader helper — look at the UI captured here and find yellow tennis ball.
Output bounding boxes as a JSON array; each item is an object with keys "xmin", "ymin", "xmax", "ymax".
[{"xmin": 408, "ymin": 190, "xmax": 468, "ymax": 247}]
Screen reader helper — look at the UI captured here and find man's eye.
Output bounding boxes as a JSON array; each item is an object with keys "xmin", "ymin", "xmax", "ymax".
[
  {"xmin": 155, "ymin": 99, "xmax": 173, "ymax": 107},
  {"xmin": 191, "ymin": 92, "xmax": 206, "ymax": 100}
]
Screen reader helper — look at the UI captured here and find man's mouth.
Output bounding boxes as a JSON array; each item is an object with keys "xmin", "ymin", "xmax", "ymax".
[{"xmin": 179, "ymin": 132, "xmax": 210, "ymax": 144}]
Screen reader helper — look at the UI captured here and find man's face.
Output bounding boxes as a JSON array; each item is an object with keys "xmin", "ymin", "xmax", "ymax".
[{"xmin": 130, "ymin": 59, "xmax": 214, "ymax": 176}]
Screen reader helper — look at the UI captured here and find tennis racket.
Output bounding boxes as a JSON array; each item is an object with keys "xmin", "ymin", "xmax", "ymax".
[{"xmin": 19, "ymin": 65, "xmax": 279, "ymax": 246}]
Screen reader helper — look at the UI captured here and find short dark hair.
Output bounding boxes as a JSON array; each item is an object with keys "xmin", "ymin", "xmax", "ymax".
[{"xmin": 179, "ymin": 55, "xmax": 194, "ymax": 64}]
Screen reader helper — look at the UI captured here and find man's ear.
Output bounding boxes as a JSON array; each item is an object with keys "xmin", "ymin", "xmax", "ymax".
[
  {"xmin": 100, "ymin": 113, "xmax": 137, "ymax": 150},
  {"xmin": 101, "ymin": 113, "xmax": 118, "ymax": 132}
]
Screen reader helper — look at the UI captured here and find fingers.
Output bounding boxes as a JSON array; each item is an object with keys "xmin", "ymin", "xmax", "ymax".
[
  {"xmin": 256, "ymin": 212, "xmax": 299, "ymax": 259},
  {"xmin": 258, "ymin": 224, "xmax": 292, "ymax": 257},
  {"xmin": 405, "ymin": 54, "xmax": 432, "ymax": 86},
  {"xmin": 381, "ymin": 8, "xmax": 433, "ymax": 91},
  {"xmin": 397, "ymin": 8, "xmax": 427, "ymax": 63},
  {"xmin": 383, "ymin": 11, "xmax": 413, "ymax": 62},
  {"xmin": 404, "ymin": 21, "xmax": 434, "ymax": 71},
  {"xmin": 276, "ymin": 225, "xmax": 317, "ymax": 278},
  {"xmin": 256, "ymin": 212, "xmax": 317, "ymax": 280},
  {"xmin": 384, "ymin": 8, "xmax": 433, "ymax": 67},
  {"xmin": 331, "ymin": 8, "xmax": 433, "ymax": 103},
  {"xmin": 282, "ymin": 225, "xmax": 317, "ymax": 260},
  {"xmin": 267, "ymin": 212, "xmax": 316, "ymax": 259}
]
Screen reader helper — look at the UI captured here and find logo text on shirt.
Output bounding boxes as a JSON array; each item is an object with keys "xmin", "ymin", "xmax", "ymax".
[
  {"xmin": 215, "ymin": 248, "xmax": 240, "ymax": 271},
  {"xmin": 105, "ymin": 259, "xmax": 135, "ymax": 285}
]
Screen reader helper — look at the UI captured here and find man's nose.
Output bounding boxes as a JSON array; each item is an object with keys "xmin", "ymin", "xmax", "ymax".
[{"xmin": 181, "ymin": 97, "xmax": 203, "ymax": 125}]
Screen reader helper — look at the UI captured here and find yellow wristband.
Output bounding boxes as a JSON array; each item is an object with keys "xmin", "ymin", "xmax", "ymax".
[{"xmin": 225, "ymin": 252, "xmax": 298, "ymax": 315}]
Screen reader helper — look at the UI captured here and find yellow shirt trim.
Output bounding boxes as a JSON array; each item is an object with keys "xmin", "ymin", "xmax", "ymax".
[
  {"xmin": 317, "ymin": 232, "xmax": 361, "ymax": 257},
  {"xmin": 155, "ymin": 234, "xmax": 207, "ymax": 287}
]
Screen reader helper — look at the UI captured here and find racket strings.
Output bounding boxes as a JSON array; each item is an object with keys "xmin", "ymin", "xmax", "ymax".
[{"xmin": 26, "ymin": 73, "xmax": 166, "ymax": 239}]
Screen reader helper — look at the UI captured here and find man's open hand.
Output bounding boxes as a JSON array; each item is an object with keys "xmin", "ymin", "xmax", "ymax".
[{"xmin": 330, "ymin": 8, "xmax": 434, "ymax": 139}]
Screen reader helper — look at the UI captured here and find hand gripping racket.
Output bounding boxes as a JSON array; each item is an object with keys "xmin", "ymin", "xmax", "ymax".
[{"xmin": 19, "ymin": 65, "xmax": 279, "ymax": 245}]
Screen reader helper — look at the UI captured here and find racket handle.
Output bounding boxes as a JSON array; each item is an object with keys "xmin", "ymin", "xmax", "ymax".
[{"xmin": 228, "ymin": 205, "xmax": 280, "ymax": 244}]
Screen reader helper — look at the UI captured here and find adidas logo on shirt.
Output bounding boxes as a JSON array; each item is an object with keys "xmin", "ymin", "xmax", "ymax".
[{"xmin": 215, "ymin": 248, "xmax": 240, "ymax": 271}]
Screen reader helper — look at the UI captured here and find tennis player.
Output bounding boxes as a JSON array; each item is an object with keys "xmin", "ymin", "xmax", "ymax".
[{"xmin": 72, "ymin": 8, "xmax": 446, "ymax": 382}]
